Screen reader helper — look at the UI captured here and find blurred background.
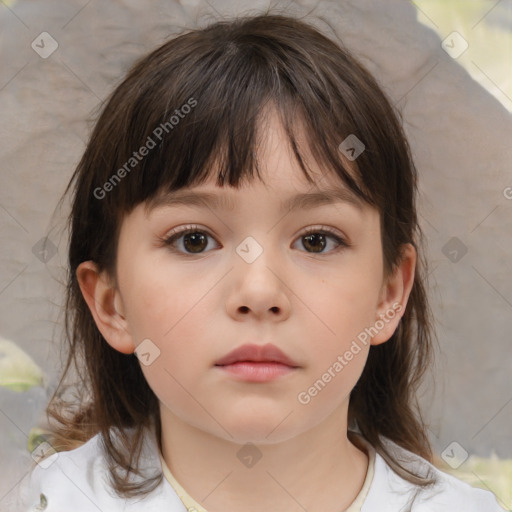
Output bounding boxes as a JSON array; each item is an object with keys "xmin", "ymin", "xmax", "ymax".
[{"xmin": 1, "ymin": 0, "xmax": 511, "ymax": 509}]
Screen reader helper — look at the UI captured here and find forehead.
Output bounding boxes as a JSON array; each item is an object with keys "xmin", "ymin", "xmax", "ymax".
[{"xmin": 145, "ymin": 179, "xmax": 366, "ymax": 217}]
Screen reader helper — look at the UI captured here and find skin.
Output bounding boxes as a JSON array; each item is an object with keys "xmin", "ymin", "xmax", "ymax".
[{"xmin": 77, "ymin": 110, "xmax": 416, "ymax": 512}]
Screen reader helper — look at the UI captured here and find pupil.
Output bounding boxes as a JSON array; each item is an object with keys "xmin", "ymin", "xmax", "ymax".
[
  {"xmin": 185, "ymin": 232, "xmax": 206, "ymax": 253},
  {"xmin": 304, "ymin": 234, "xmax": 325, "ymax": 252}
]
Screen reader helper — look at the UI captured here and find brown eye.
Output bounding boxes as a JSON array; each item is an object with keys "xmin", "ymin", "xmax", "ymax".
[
  {"xmin": 164, "ymin": 226, "xmax": 347, "ymax": 256},
  {"xmin": 302, "ymin": 233, "xmax": 327, "ymax": 253},
  {"xmin": 182, "ymin": 232, "xmax": 208, "ymax": 253},
  {"xmin": 294, "ymin": 228, "xmax": 348, "ymax": 254},
  {"xmin": 164, "ymin": 227, "xmax": 218, "ymax": 254}
]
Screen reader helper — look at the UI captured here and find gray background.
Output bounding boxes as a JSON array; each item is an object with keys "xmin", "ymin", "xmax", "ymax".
[{"xmin": 1, "ymin": 0, "xmax": 511, "ymax": 508}]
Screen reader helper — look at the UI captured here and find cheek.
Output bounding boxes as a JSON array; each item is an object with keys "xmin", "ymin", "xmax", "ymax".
[
  {"xmin": 134, "ymin": 300, "xmax": 214, "ymax": 419},
  {"xmin": 124, "ymin": 268, "xmax": 221, "ymax": 381},
  {"xmin": 121, "ymin": 258, "xmax": 207, "ymax": 339},
  {"xmin": 309, "ymin": 266, "xmax": 382, "ymax": 342},
  {"xmin": 299, "ymin": 253, "xmax": 382, "ymax": 390}
]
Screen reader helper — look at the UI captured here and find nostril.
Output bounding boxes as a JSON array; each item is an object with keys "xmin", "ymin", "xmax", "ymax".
[{"xmin": 239, "ymin": 306, "xmax": 249, "ymax": 313}]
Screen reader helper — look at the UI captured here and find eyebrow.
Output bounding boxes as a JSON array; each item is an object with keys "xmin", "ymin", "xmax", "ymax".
[{"xmin": 146, "ymin": 187, "xmax": 364, "ymax": 214}]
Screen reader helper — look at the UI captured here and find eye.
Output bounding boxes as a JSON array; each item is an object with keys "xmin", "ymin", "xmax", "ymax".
[
  {"xmin": 163, "ymin": 225, "xmax": 219, "ymax": 254},
  {"xmin": 162, "ymin": 225, "xmax": 349, "ymax": 255},
  {"xmin": 293, "ymin": 226, "xmax": 349, "ymax": 254}
]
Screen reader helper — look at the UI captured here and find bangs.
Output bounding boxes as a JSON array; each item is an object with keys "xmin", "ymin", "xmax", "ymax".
[{"xmin": 92, "ymin": 17, "xmax": 387, "ymax": 218}]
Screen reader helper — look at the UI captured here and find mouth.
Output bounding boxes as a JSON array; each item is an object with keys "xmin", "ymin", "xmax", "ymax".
[{"xmin": 214, "ymin": 343, "xmax": 300, "ymax": 382}]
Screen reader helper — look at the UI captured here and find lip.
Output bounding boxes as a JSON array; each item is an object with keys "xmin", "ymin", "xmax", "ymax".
[
  {"xmin": 214, "ymin": 343, "xmax": 299, "ymax": 367},
  {"xmin": 216, "ymin": 362, "xmax": 296, "ymax": 382},
  {"xmin": 214, "ymin": 344, "xmax": 300, "ymax": 383}
]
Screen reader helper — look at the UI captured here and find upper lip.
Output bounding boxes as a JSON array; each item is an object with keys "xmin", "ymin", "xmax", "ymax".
[{"xmin": 215, "ymin": 343, "xmax": 299, "ymax": 367}]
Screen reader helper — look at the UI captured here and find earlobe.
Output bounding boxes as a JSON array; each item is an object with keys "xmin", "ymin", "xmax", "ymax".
[
  {"xmin": 76, "ymin": 261, "xmax": 136, "ymax": 354},
  {"xmin": 371, "ymin": 243, "xmax": 416, "ymax": 346}
]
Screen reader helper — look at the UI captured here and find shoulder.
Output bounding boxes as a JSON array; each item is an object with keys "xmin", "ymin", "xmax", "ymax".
[
  {"xmin": 362, "ymin": 438, "xmax": 506, "ymax": 512},
  {"xmin": 14, "ymin": 430, "xmax": 186, "ymax": 512}
]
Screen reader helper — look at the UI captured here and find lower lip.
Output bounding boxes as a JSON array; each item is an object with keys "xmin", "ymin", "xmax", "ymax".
[{"xmin": 216, "ymin": 362, "xmax": 296, "ymax": 382}]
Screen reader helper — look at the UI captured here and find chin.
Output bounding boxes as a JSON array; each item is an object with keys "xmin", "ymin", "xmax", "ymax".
[{"xmin": 216, "ymin": 410, "xmax": 307, "ymax": 445}]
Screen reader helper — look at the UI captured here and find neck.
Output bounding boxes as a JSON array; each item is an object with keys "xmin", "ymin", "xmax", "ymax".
[{"xmin": 159, "ymin": 403, "xmax": 369, "ymax": 512}]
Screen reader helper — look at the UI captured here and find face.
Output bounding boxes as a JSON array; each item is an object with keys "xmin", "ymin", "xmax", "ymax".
[{"xmin": 87, "ymin": 111, "xmax": 407, "ymax": 445}]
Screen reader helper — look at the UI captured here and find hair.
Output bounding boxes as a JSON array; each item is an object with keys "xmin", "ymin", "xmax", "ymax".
[{"xmin": 47, "ymin": 11, "xmax": 437, "ymax": 499}]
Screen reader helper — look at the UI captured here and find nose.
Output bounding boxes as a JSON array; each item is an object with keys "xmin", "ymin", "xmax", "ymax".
[{"xmin": 225, "ymin": 243, "xmax": 292, "ymax": 322}]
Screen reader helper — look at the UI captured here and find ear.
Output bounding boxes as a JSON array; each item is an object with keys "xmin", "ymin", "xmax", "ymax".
[
  {"xmin": 76, "ymin": 261, "xmax": 136, "ymax": 354},
  {"xmin": 371, "ymin": 243, "xmax": 416, "ymax": 346}
]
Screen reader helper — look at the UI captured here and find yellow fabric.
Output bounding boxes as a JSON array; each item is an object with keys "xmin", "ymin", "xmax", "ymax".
[
  {"xmin": 345, "ymin": 438, "xmax": 376, "ymax": 511},
  {"xmin": 159, "ymin": 440, "xmax": 376, "ymax": 512},
  {"xmin": 159, "ymin": 452, "xmax": 208, "ymax": 512}
]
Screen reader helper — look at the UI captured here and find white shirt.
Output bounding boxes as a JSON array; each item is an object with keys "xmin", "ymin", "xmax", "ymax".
[{"xmin": 12, "ymin": 431, "xmax": 505, "ymax": 511}]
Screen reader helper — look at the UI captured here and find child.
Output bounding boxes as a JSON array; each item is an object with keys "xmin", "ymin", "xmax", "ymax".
[{"xmin": 16, "ymin": 12, "xmax": 505, "ymax": 512}]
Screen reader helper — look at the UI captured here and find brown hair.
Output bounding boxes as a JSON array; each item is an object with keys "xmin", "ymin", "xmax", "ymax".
[{"xmin": 48, "ymin": 12, "xmax": 436, "ymax": 498}]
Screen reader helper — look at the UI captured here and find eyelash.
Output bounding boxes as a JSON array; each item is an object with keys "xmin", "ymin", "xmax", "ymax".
[{"xmin": 162, "ymin": 224, "xmax": 350, "ymax": 255}]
